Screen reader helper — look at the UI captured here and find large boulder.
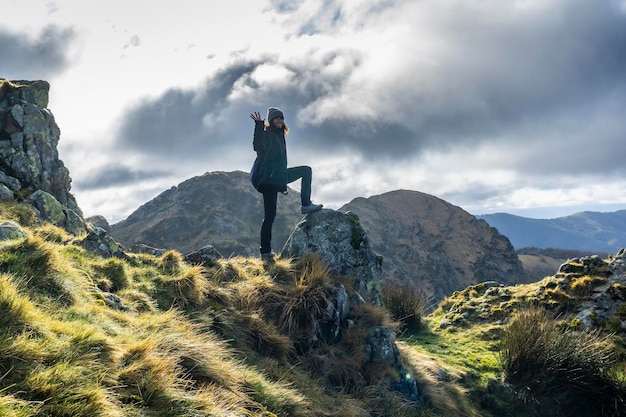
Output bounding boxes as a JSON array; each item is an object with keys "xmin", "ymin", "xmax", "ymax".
[
  {"xmin": 184, "ymin": 245, "xmax": 223, "ymax": 266},
  {"xmin": 25, "ymin": 190, "xmax": 85, "ymax": 235},
  {"xmin": 282, "ymin": 209, "xmax": 384, "ymax": 305}
]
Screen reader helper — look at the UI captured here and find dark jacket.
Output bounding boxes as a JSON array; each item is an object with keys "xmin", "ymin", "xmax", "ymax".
[{"xmin": 251, "ymin": 120, "xmax": 288, "ymax": 192}]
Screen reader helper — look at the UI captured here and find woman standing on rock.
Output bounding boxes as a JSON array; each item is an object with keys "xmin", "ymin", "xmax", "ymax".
[{"xmin": 250, "ymin": 107, "xmax": 323, "ymax": 261}]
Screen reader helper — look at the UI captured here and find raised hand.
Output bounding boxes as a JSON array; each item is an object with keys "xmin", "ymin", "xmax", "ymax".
[{"xmin": 250, "ymin": 112, "xmax": 263, "ymax": 122}]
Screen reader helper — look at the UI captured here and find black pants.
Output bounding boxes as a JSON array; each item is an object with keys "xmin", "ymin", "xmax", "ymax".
[{"xmin": 260, "ymin": 166, "xmax": 313, "ymax": 254}]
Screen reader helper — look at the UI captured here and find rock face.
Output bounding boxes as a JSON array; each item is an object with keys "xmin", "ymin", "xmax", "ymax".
[
  {"xmin": 341, "ymin": 190, "xmax": 526, "ymax": 303},
  {"xmin": 436, "ymin": 249, "xmax": 626, "ymax": 344},
  {"xmin": 282, "ymin": 209, "xmax": 384, "ymax": 305},
  {"xmin": 0, "ymin": 80, "xmax": 86, "ymax": 234},
  {"xmin": 111, "ymin": 171, "xmax": 304, "ymax": 256}
]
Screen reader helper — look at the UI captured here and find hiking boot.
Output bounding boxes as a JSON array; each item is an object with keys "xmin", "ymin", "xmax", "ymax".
[
  {"xmin": 301, "ymin": 203, "xmax": 323, "ymax": 214},
  {"xmin": 260, "ymin": 251, "xmax": 276, "ymax": 261}
]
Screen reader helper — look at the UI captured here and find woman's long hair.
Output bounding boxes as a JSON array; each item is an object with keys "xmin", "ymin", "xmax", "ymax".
[{"xmin": 265, "ymin": 121, "xmax": 289, "ymax": 135}]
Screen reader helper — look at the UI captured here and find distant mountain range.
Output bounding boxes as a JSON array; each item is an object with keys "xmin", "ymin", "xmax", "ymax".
[
  {"xmin": 477, "ymin": 211, "xmax": 626, "ymax": 253},
  {"xmin": 105, "ymin": 170, "xmax": 625, "ymax": 301}
]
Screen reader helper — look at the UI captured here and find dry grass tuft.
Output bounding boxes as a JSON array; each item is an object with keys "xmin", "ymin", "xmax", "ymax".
[
  {"xmin": 92, "ymin": 257, "xmax": 129, "ymax": 292},
  {"xmin": 22, "ymin": 361, "xmax": 116, "ymax": 416},
  {"xmin": 265, "ymin": 256, "xmax": 297, "ymax": 283},
  {"xmin": 230, "ymin": 274, "xmax": 275, "ymax": 311},
  {"xmin": 0, "ymin": 201, "xmax": 37, "ymax": 227},
  {"xmin": 0, "ymin": 235, "xmax": 78, "ymax": 305},
  {"xmin": 115, "ymin": 335, "xmax": 187, "ymax": 408},
  {"xmin": 0, "ymin": 274, "xmax": 34, "ymax": 332},
  {"xmin": 383, "ymin": 281, "xmax": 428, "ymax": 333},
  {"xmin": 158, "ymin": 249, "xmax": 184, "ymax": 272},
  {"xmin": 32, "ymin": 222, "xmax": 73, "ymax": 243},
  {"xmin": 117, "ymin": 288, "xmax": 158, "ymax": 312},
  {"xmin": 501, "ymin": 307, "xmax": 626, "ymax": 416},
  {"xmin": 351, "ymin": 302, "xmax": 396, "ymax": 330},
  {"xmin": 154, "ymin": 265, "xmax": 211, "ymax": 309},
  {"xmin": 360, "ymin": 383, "xmax": 433, "ymax": 417},
  {"xmin": 269, "ymin": 254, "xmax": 333, "ymax": 339},
  {"xmin": 309, "ymin": 351, "xmax": 368, "ymax": 392},
  {"xmin": 0, "ymin": 392, "xmax": 40, "ymax": 416},
  {"xmin": 238, "ymin": 312, "xmax": 293, "ymax": 360},
  {"xmin": 209, "ymin": 258, "xmax": 247, "ymax": 283}
]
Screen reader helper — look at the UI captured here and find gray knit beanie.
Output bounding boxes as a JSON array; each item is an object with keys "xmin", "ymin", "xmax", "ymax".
[{"xmin": 267, "ymin": 107, "xmax": 284, "ymax": 122}]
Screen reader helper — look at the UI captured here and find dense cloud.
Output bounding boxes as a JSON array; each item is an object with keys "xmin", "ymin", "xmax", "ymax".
[
  {"xmin": 52, "ymin": 0, "xmax": 624, "ymax": 219},
  {"xmin": 80, "ymin": 165, "xmax": 170, "ymax": 190},
  {"xmin": 0, "ymin": 25, "xmax": 76, "ymax": 79},
  {"xmin": 113, "ymin": 0, "xmax": 626, "ymax": 177}
]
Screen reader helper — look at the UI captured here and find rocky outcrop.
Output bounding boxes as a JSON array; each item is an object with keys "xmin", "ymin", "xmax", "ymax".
[
  {"xmin": 281, "ymin": 209, "xmax": 419, "ymax": 400},
  {"xmin": 341, "ymin": 190, "xmax": 527, "ymax": 304},
  {"xmin": 436, "ymin": 249, "xmax": 626, "ymax": 348},
  {"xmin": 282, "ymin": 209, "xmax": 384, "ymax": 305},
  {"xmin": 0, "ymin": 79, "xmax": 86, "ymax": 235},
  {"xmin": 557, "ymin": 251, "xmax": 626, "ymax": 332},
  {"xmin": 80, "ymin": 227, "xmax": 126, "ymax": 258}
]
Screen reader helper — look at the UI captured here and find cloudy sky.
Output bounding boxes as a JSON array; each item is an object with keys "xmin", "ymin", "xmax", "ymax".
[{"xmin": 2, "ymin": 0, "xmax": 626, "ymax": 223}]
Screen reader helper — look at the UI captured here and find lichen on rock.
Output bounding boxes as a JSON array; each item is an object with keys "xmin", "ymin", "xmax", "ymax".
[
  {"xmin": 1, "ymin": 79, "xmax": 86, "ymax": 235},
  {"xmin": 282, "ymin": 209, "xmax": 384, "ymax": 305}
]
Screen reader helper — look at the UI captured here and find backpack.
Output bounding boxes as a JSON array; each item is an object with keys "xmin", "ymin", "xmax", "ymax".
[{"xmin": 250, "ymin": 157, "xmax": 262, "ymax": 190}]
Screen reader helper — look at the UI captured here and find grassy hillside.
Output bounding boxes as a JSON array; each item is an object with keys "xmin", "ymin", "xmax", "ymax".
[{"xmin": 1, "ymin": 201, "xmax": 624, "ymax": 417}]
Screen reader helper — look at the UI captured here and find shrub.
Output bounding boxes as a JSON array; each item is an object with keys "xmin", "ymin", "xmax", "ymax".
[
  {"xmin": 500, "ymin": 308, "xmax": 626, "ymax": 416},
  {"xmin": 93, "ymin": 258, "xmax": 129, "ymax": 292},
  {"xmin": 158, "ymin": 250, "xmax": 184, "ymax": 272},
  {"xmin": 382, "ymin": 281, "xmax": 427, "ymax": 333},
  {"xmin": 269, "ymin": 254, "xmax": 331, "ymax": 338}
]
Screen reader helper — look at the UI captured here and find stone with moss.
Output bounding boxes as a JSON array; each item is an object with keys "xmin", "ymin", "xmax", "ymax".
[
  {"xmin": 0, "ymin": 221, "xmax": 27, "ymax": 241},
  {"xmin": 282, "ymin": 209, "xmax": 384, "ymax": 305}
]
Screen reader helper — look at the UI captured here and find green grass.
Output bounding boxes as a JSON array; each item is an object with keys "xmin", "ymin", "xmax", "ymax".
[
  {"xmin": 1, "ymin": 201, "xmax": 624, "ymax": 417},
  {"xmin": 0, "ymin": 204, "xmax": 438, "ymax": 416}
]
